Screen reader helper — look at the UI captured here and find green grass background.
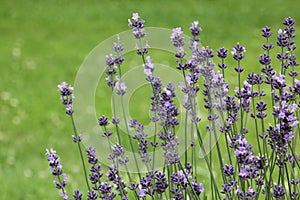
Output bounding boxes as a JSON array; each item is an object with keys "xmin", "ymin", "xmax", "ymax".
[{"xmin": 0, "ymin": 0, "xmax": 299, "ymax": 199}]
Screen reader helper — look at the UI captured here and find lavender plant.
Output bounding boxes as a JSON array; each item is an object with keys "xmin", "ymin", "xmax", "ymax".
[{"xmin": 46, "ymin": 14, "xmax": 300, "ymax": 200}]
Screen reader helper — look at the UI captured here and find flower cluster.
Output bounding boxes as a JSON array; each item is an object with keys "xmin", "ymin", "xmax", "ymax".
[
  {"xmin": 47, "ymin": 14, "xmax": 300, "ymax": 200},
  {"xmin": 86, "ymin": 149, "xmax": 118, "ymax": 200},
  {"xmin": 130, "ymin": 119, "xmax": 151, "ymax": 165},
  {"xmin": 128, "ymin": 13, "xmax": 149, "ymax": 56},
  {"xmin": 46, "ymin": 148, "xmax": 70, "ymax": 200},
  {"xmin": 105, "ymin": 36, "xmax": 125, "ymax": 91},
  {"xmin": 269, "ymin": 100, "xmax": 298, "ymax": 155},
  {"xmin": 128, "ymin": 13, "xmax": 145, "ymax": 39},
  {"xmin": 57, "ymin": 82, "xmax": 74, "ymax": 115}
]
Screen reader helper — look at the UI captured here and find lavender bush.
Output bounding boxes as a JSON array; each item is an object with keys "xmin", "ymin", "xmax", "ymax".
[{"xmin": 46, "ymin": 13, "xmax": 300, "ymax": 200}]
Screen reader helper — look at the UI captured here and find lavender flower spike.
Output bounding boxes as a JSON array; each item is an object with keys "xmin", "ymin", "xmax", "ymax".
[
  {"xmin": 115, "ymin": 80, "xmax": 127, "ymax": 96},
  {"xmin": 46, "ymin": 148, "xmax": 71, "ymax": 200},
  {"xmin": 57, "ymin": 81, "xmax": 74, "ymax": 115},
  {"xmin": 128, "ymin": 13, "xmax": 145, "ymax": 39},
  {"xmin": 190, "ymin": 21, "xmax": 202, "ymax": 37},
  {"xmin": 170, "ymin": 27, "xmax": 185, "ymax": 48},
  {"xmin": 143, "ymin": 56, "xmax": 155, "ymax": 77},
  {"xmin": 231, "ymin": 42, "xmax": 246, "ymax": 61}
]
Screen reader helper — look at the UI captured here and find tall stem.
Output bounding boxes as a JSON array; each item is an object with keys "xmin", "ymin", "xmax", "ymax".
[{"xmin": 70, "ymin": 114, "xmax": 91, "ymax": 191}]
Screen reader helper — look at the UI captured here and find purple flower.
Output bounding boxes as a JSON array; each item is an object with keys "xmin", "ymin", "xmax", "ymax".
[
  {"xmin": 247, "ymin": 72, "xmax": 263, "ymax": 85},
  {"xmin": 104, "ymin": 36, "xmax": 125, "ymax": 88},
  {"xmin": 221, "ymin": 182, "xmax": 231, "ymax": 194},
  {"xmin": 140, "ymin": 174, "xmax": 153, "ymax": 189},
  {"xmin": 225, "ymin": 96, "xmax": 239, "ymax": 124},
  {"xmin": 283, "ymin": 16, "xmax": 295, "ymax": 26},
  {"xmin": 227, "ymin": 134, "xmax": 265, "ymax": 183},
  {"xmin": 110, "ymin": 144, "xmax": 126, "ymax": 159},
  {"xmin": 108, "ymin": 144, "xmax": 129, "ymax": 165},
  {"xmin": 128, "ymin": 13, "xmax": 145, "ymax": 39},
  {"xmin": 128, "ymin": 183, "xmax": 138, "ymax": 191},
  {"xmin": 199, "ymin": 58, "xmax": 214, "ymax": 84},
  {"xmin": 191, "ymin": 179, "xmax": 204, "ymax": 195},
  {"xmin": 73, "ymin": 190, "xmax": 82, "ymax": 200},
  {"xmin": 292, "ymin": 79, "xmax": 300, "ymax": 94},
  {"xmin": 256, "ymin": 100, "xmax": 267, "ymax": 119},
  {"xmin": 102, "ymin": 131, "xmax": 112, "ymax": 137},
  {"xmin": 138, "ymin": 141, "xmax": 151, "ymax": 163},
  {"xmin": 113, "ymin": 39, "xmax": 124, "ymax": 53},
  {"xmin": 148, "ymin": 76, "xmax": 162, "ymax": 101},
  {"xmin": 154, "ymin": 172, "xmax": 168, "ymax": 194},
  {"xmin": 217, "ymin": 47, "xmax": 228, "ymax": 59},
  {"xmin": 138, "ymin": 189, "xmax": 146, "ymax": 198},
  {"xmin": 86, "ymin": 147, "xmax": 99, "ymax": 165},
  {"xmin": 115, "ymin": 81, "xmax": 127, "ymax": 96},
  {"xmin": 105, "ymin": 54, "xmax": 117, "ymax": 87},
  {"xmin": 272, "ymin": 184, "xmax": 286, "ymax": 199},
  {"xmin": 106, "ymin": 164, "xmax": 128, "ymax": 198},
  {"xmin": 49, "ymin": 15, "xmax": 300, "ymax": 200},
  {"xmin": 89, "ymin": 165, "xmax": 103, "ymax": 184},
  {"xmin": 46, "ymin": 148, "xmax": 70, "ymax": 199},
  {"xmin": 262, "ymin": 26, "xmax": 272, "ymax": 38},
  {"xmin": 113, "ymin": 38, "xmax": 125, "ymax": 65},
  {"xmin": 160, "ymin": 130, "xmax": 180, "ymax": 164},
  {"xmin": 98, "ymin": 182, "xmax": 115, "ymax": 199},
  {"xmin": 98, "ymin": 115, "xmax": 109, "ymax": 126},
  {"xmin": 60, "ymin": 190, "xmax": 71, "ymax": 200},
  {"xmin": 112, "ymin": 117, "xmax": 120, "ymax": 125},
  {"xmin": 276, "ymin": 52, "xmax": 289, "ymax": 62},
  {"xmin": 218, "ymin": 63, "xmax": 227, "ymax": 70},
  {"xmin": 72, "ymin": 134, "xmax": 82, "ymax": 143},
  {"xmin": 171, "ymin": 27, "xmax": 185, "ymax": 48},
  {"xmin": 157, "ymin": 83, "xmax": 179, "ymax": 128},
  {"xmin": 128, "ymin": 13, "xmax": 149, "ymax": 56},
  {"xmin": 234, "ymin": 137, "xmax": 253, "ymax": 163},
  {"xmin": 262, "ymin": 43, "xmax": 274, "ymax": 51},
  {"xmin": 143, "ymin": 56, "xmax": 154, "ymax": 77},
  {"xmin": 204, "ymin": 48, "xmax": 214, "ymax": 58},
  {"xmin": 291, "ymin": 179, "xmax": 300, "ymax": 185},
  {"xmin": 46, "ymin": 148, "xmax": 62, "ymax": 176},
  {"xmin": 212, "ymin": 71, "xmax": 229, "ymax": 94},
  {"xmin": 272, "ymin": 73, "xmax": 286, "ymax": 89},
  {"xmin": 238, "ymin": 167, "xmax": 250, "ymax": 180},
  {"xmin": 170, "ymin": 169, "xmax": 191, "ymax": 189},
  {"xmin": 57, "ymin": 82, "xmax": 74, "ymax": 115},
  {"xmin": 185, "ymin": 162, "xmax": 192, "ymax": 170},
  {"xmin": 87, "ymin": 190, "xmax": 98, "ymax": 200},
  {"xmin": 106, "ymin": 54, "xmax": 115, "ymax": 66},
  {"xmin": 135, "ymin": 41, "xmax": 150, "ymax": 56},
  {"xmin": 190, "ymin": 44, "xmax": 206, "ymax": 67},
  {"xmin": 268, "ymin": 99, "xmax": 298, "ymax": 156},
  {"xmin": 130, "ymin": 119, "xmax": 151, "ymax": 164},
  {"xmin": 223, "ymin": 164, "xmax": 235, "ymax": 176},
  {"xmin": 86, "ymin": 147, "xmax": 103, "ymax": 186},
  {"xmin": 231, "ymin": 43, "xmax": 246, "ymax": 61},
  {"xmin": 277, "ymin": 29, "xmax": 289, "ymax": 47},
  {"xmin": 170, "ymin": 188, "xmax": 184, "ymax": 200},
  {"xmin": 259, "ymin": 53, "xmax": 271, "ymax": 65},
  {"xmin": 171, "ymin": 27, "xmax": 187, "ymax": 62},
  {"xmin": 189, "ymin": 21, "xmax": 202, "ymax": 37}
]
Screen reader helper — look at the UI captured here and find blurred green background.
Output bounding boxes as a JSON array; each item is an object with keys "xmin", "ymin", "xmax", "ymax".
[{"xmin": 1, "ymin": 0, "xmax": 299, "ymax": 199}]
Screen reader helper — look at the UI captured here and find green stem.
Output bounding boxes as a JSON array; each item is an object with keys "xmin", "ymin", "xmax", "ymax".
[
  {"xmin": 70, "ymin": 114, "xmax": 91, "ymax": 191},
  {"xmin": 120, "ymin": 95, "xmax": 141, "ymax": 179}
]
